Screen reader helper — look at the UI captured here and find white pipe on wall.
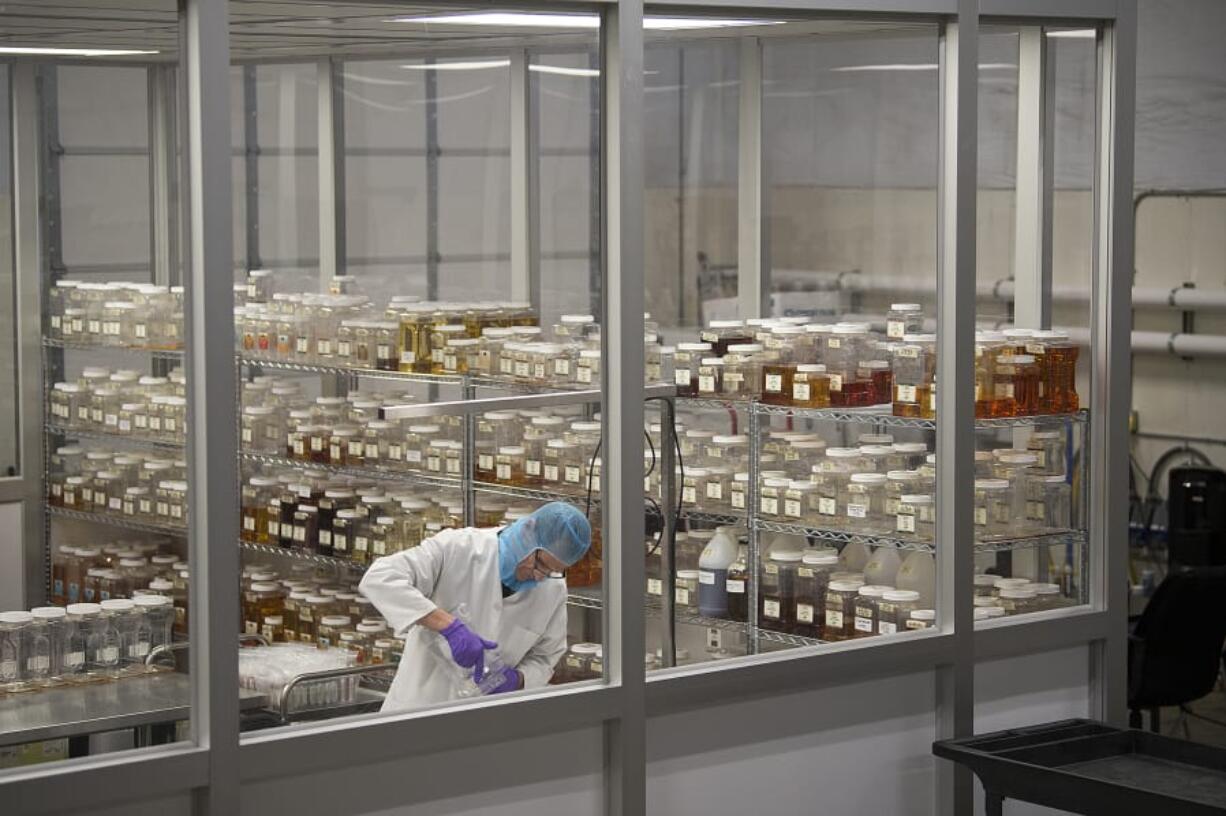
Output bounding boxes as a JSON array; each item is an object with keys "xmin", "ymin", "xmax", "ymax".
[{"xmin": 841, "ymin": 276, "xmax": 1226, "ymax": 313}]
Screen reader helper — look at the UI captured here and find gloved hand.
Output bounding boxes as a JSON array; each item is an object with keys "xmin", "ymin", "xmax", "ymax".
[
  {"xmin": 490, "ymin": 666, "xmax": 522, "ymax": 694},
  {"xmin": 440, "ymin": 619, "xmax": 498, "ymax": 682}
]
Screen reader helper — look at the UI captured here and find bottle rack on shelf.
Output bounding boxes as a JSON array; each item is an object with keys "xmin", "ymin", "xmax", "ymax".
[
  {"xmin": 47, "ymin": 505, "xmax": 187, "ymax": 537},
  {"xmin": 44, "ymin": 336, "xmax": 184, "ymax": 362},
  {"xmin": 45, "ymin": 422, "xmax": 186, "ymax": 452}
]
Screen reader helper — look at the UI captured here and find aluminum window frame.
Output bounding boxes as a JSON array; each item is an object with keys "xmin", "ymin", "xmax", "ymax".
[{"xmin": 0, "ymin": 2, "xmax": 1135, "ymax": 815}]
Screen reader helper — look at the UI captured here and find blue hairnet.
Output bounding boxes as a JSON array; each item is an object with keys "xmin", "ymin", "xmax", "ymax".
[{"xmin": 498, "ymin": 502, "xmax": 592, "ymax": 592}]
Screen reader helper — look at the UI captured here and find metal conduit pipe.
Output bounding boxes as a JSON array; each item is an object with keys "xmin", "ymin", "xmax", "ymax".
[
  {"xmin": 838, "ymin": 277, "xmax": 1226, "ymax": 313},
  {"xmin": 840, "ymin": 314, "xmax": 1226, "ymax": 360}
]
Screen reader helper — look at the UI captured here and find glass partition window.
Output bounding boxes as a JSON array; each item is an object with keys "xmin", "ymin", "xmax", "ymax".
[
  {"xmin": 0, "ymin": 64, "xmax": 17, "ymax": 476},
  {"xmin": 231, "ymin": 4, "xmax": 608, "ymax": 727},
  {"xmin": 970, "ymin": 25, "xmax": 1098, "ymax": 622},
  {"xmin": 643, "ymin": 18, "xmax": 943, "ymax": 670},
  {"xmin": 2, "ymin": 0, "xmax": 197, "ymax": 770}
]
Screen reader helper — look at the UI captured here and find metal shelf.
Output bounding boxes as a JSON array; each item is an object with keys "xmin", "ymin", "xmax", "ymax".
[
  {"xmin": 45, "ymin": 421, "xmax": 185, "ymax": 451},
  {"xmin": 240, "ymin": 540, "xmax": 368, "ymax": 571},
  {"xmin": 753, "ymin": 519, "xmax": 937, "ymax": 553},
  {"xmin": 689, "ymin": 397, "xmax": 1089, "ymax": 430},
  {"xmin": 758, "ymin": 629, "xmax": 825, "ymax": 648},
  {"xmin": 566, "ymin": 587, "xmax": 604, "ymax": 610},
  {"xmin": 48, "ymin": 505, "xmax": 187, "ymax": 536},
  {"xmin": 44, "ymin": 337, "xmax": 183, "ymax": 360},
  {"xmin": 237, "ymin": 354, "xmax": 464, "ymax": 387},
  {"xmin": 974, "ymin": 529, "xmax": 1088, "ymax": 553},
  {"xmin": 238, "ymin": 451, "xmax": 466, "ymax": 492},
  {"xmin": 675, "ymin": 397, "xmax": 752, "ymax": 412},
  {"xmin": 679, "ymin": 510, "xmax": 747, "ymax": 527},
  {"xmin": 472, "ymin": 480, "xmax": 592, "ymax": 508}
]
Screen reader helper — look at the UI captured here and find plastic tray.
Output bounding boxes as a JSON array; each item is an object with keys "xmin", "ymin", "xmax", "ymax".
[{"xmin": 933, "ymin": 718, "xmax": 1226, "ymax": 815}]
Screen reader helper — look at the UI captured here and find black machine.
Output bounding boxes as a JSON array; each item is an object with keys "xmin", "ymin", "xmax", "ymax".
[{"xmin": 1167, "ymin": 466, "xmax": 1226, "ymax": 568}]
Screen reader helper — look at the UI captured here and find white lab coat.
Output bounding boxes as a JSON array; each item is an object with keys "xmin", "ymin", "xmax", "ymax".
[{"xmin": 358, "ymin": 526, "xmax": 568, "ymax": 712}]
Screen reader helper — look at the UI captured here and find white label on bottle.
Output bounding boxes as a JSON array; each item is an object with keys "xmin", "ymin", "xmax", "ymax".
[
  {"xmin": 698, "ymin": 375, "xmax": 716, "ymax": 393},
  {"xmin": 896, "ymin": 384, "xmax": 918, "ymax": 404},
  {"xmin": 897, "ymin": 514, "xmax": 917, "ymax": 533},
  {"xmin": 88, "ymin": 319, "xmax": 102, "ymax": 335},
  {"xmin": 1026, "ymin": 343, "xmax": 1046, "ymax": 356},
  {"xmin": 887, "ymin": 320, "xmax": 906, "ymax": 339},
  {"xmin": 699, "ymin": 570, "xmax": 716, "ymax": 585},
  {"xmin": 365, "ymin": 445, "xmax": 378, "ymax": 462},
  {"xmin": 706, "ymin": 483, "xmax": 723, "ymax": 500},
  {"xmin": 348, "ymin": 440, "xmax": 364, "ymax": 457},
  {"xmin": 293, "ymin": 525, "xmax": 306, "ymax": 542},
  {"xmin": 879, "ymin": 621, "xmax": 898, "ymax": 635},
  {"xmin": 682, "ymin": 486, "xmax": 697, "ymax": 504},
  {"xmin": 514, "ymin": 361, "xmax": 530, "ymax": 378},
  {"xmin": 65, "ymin": 651, "xmax": 85, "ymax": 669},
  {"xmin": 995, "ymin": 383, "xmax": 1015, "ymax": 400},
  {"xmin": 847, "ymin": 503, "xmax": 868, "ymax": 519},
  {"xmin": 760, "ymin": 497, "xmax": 779, "ymax": 515},
  {"xmin": 784, "ymin": 499, "xmax": 803, "ymax": 518},
  {"xmin": 765, "ymin": 373, "xmax": 784, "ymax": 393},
  {"xmin": 731, "ymin": 491, "xmax": 746, "ymax": 510},
  {"xmin": 170, "ymin": 504, "xmax": 183, "ymax": 520},
  {"xmin": 930, "ymin": 392, "xmax": 938, "ymax": 412},
  {"xmin": 1027, "ymin": 500, "xmax": 1046, "ymax": 521},
  {"xmin": 333, "ymin": 534, "xmax": 347, "ymax": 552},
  {"xmin": 974, "ymin": 507, "xmax": 988, "ymax": 526},
  {"xmin": 496, "ymin": 463, "xmax": 512, "ymax": 481},
  {"xmin": 555, "ymin": 358, "xmax": 571, "ymax": 376},
  {"xmin": 426, "ymin": 455, "xmax": 441, "ymax": 472},
  {"xmin": 118, "ymin": 417, "xmax": 132, "ymax": 432},
  {"xmin": 544, "ymin": 464, "xmax": 559, "ymax": 482},
  {"xmin": 526, "ymin": 460, "xmax": 541, "ymax": 476},
  {"xmin": 1, "ymin": 660, "xmax": 19, "ymax": 679},
  {"xmin": 792, "ymin": 382, "xmax": 811, "ymax": 402},
  {"xmin": 726, "ymin": 579, "xmax": 746, "ymax": 593},
  {"xmin": 27, "ymin": 655, "xmax": 50, "ymax": 672},
  {"xmin": 895, "ymin": 345, "xmax": 920, "ymax": 360},
  {"xmin": 674, "ymin": 369, "xmax": 691, "ymax": 387},
  {"xmin": 885, "ymin": 497, "xmax": 900, "ymax": 516},
  {"xmin": 400, "ymin": 350, "xmax": 416, "ymax": 365},
  {"xmin": 565, "ymin": 466, "xmax": 581, "ymax": 484},
  {"xmin": 295, "ymin": 337, "xmax": 310, "ymax": 354},
  {"xmin": 99, "ymin": 646, "xmax": 119, "ymax": 664},
  {"xmin": 354, "ymin": 536, "xmax": 369, "ymax": 552},
  {"xmin": 336, "ymin": 340, "xmax": 351, "ymax": 358},
  {"xmin": 675, "ymin": 588, "xmax": 690, "ymax": 606},
  {"xmin": 577, "ymin": 366, "xmax": 593, "ymax": 384},
  {"xmin": 156, "ymin": 500, "xmax": 169, "ymax": 517},
  {"xmin": 827, "ymin": 338, "xmax": 842, "ymax": 350},
  {"xmin": 797, "ymin": 604, "xmax": 815, "ymax": 624},
  {"xmin": 905, "ymin": 619, "xmax": 929, "ymax": 630},
  {"xmin": 647, "ymin": 578, "xmax": 663, "ymax": 596},
  {"xmin": 268, "ymin": 520, "xmax": 280, "ymax": 536},
  {"xmin": 78, "ymin": 405, "xmax": 90, "ymax": 422},
  {"xmin": 445, "ymin": 458, "xmax": 461, "ymax": 475},
  {"xmin": 50, "ymin": 315, "xmax": 61, "ymax": 330},
  {"xmin": 383, "ymin": 443, "xmax": 401, "ymax": 461},
  {"xmin": 478, "ymin": 454, "xmax": 494, "ymax": 471},
  {"xmin": 854, "ymin": 616, "xmax": 874, "ymax": 633},
  {"xmin": 51, "ymin": 484, "xmax": 62, "ymax": 498},
  {"xmin": 319, "ymin": 529, "xmax": 332, "ymax": 545},
  {"xmin": 91, "ymin": 408, "xmax": 103, "ymax": 424},
  {"xmin": 108, "ymin": 497, "xmax": 122, "ymax": 511},
  {"xmin": 130, "ymin": 641, "xmax": 150, "ymax": 658},
  {"xmin": 829, "ymin": 374, "xmax": 843, "ymax": 392},
  {"xmin": 373, "ymin": 539, "xmax": 387, "ymax": 556},
  {"xmin": 243, "ymin": 516, "xmax": 256, "ymax": 531},
  {"xmin": 763, "ymin": 599, "xmax": 781, "ymax": 620},
  {"xmin": 329, "ymin": 442, "xmax": 343, "ymax": 461},
  {"xmin": 818, "ymin": 497, "xmax": 837, "ymax": 516},
  {"xmin": 500, "ymin": 357, "xmax": 514, "ymax": 375},
  {"xmin": 139, "ymin": 498, "xmax": 152, "ymax": 514},
  {"xmin": 316, "ymin": 339, "xmax": 332, "ymax": 356}
]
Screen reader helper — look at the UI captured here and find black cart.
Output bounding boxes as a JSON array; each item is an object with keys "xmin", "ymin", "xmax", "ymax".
[{"xmin": 933, "ymin": 718, "xmax": 1226, "ymax": 815}]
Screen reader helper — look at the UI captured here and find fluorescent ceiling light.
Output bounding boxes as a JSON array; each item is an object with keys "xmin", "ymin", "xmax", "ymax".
[
  {"xmin": 530, "ymin": 64, "xmax": 599, "ymax": 78},
  {"xmin": 389, "ymin": 12, "xmax": 781, "ymax": 30},
  {"xmin": 832, "ymin": 62, "xmax": 1015, "ymax": 72},
  {"xmin": 402, "ymin": 59, "xmax": 511, "ymax": 71},
  {"xmin": 0, "ymin": 46, "xmax": 158, "ymax": 56},
  {"xmin": 1046, "ymin": 29, "xmax": 1096, "ymax": 39}
]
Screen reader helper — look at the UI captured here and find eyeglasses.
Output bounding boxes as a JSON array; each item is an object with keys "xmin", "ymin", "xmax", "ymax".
[{"xmin": 531, "ymin": 550, "xmax": 567, "ymax": 580}]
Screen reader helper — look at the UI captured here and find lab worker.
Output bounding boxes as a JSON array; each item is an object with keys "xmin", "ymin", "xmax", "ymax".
[{"xmin": 360, "ymin": 502, "xmax": 591, "ymax": 712}]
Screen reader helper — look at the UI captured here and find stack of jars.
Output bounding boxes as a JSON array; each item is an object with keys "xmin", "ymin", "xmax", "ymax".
[
  {"xmin": 973, "ymin": 443, "xmax": 1072, "ymax": 540},
  {"xmin": 49, "ymin": 367, "xmax": 188, "ymax": 442},
  {"xmin": 971, "ymin": 574, "xmax": 1074, "ymax": 615},
  {"xmin": 48, "ymin": 447, "xmax": 188, "ymax": 529},
  {"xmin": 47, "ymin": 280, "xmax": 184, "ymax": 350},
  {"xmin": 974, "ymin": 328, "xmax": 1080, "ymax": 417},
  {"xmin": 240, "ymin": 466, "xmax": 468, "ymax": 565}
]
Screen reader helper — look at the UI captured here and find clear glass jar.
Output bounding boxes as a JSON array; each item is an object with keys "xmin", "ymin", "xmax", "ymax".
[
  {"xmin": 729, "ymin": 472, "xmax": 750, "ymax": 513},
  {"xmin": 1026, "ymin": 430, "xmax": 1067, "ymax": 476},
  {"xmin": 844, "ymin": 473, "xmax": 888, "ymax": 534},
  {"xmin": 98, "ymin": 598, "xmax": 140, "ymax": 676},
  {"xmin": 495, "ymin": 446, "xmax": 527, "ymax": 486},
  {"xmin": 886, "ymin": 303, "xmax": 924, "ymax": 340},
  {"xmin": 793, "ymin": 552, "xmax": 838, "ymax": 638},
  {"xmin": 791, "ymin": 364, "xmax": 831, "ymax": 408},
  {"xmin": 674, "ymin": 570, "xmax": 700, "ymax": 614},
  {"xmin": 673, "ymin": 342, "xmax": 712, "ymax": 397},
  {"xmin": 402, "ymin": 424, "xmax": 438, "ymax": 472},
  {"xmin": 0, "ymin": 612, "xmax": 33, "ymax": 692},
  {"xmin": 906, "ymin": 609, "xmax": 936, "ymax": 630},
  {"xmin": 646, "ymin": 344, "xmax": 674, "ymax": 386},
  {"xmin": 760, "ymin": 551, "xmax": 802, "ymax": 633},
  {"xmin": 993, "ymin": 354, "xmax": 1041, "ymax": 417},
  {"xmin": 696, "ymin": 358, "xmax": 724, "ymax": 397},
  {"xmin": 853, "ymin": 584, "xmax": 890, "ymax": 638},
  {"xmin": 721, "ymin": 343, "xmax": 764, "ymax": 399},
  {"xmin": 552, "ymin": 314, "xmax": 596, "ymax": 343},
  {"xmin": 758, "ymin": 477, "xmax": 789, "ymax": 519},
  {"xmin": 700, "ymin": 320, "xmax": 752, "ymax": 356},
  {"xmin": 1031, "ymin": 330, "xmax": 1079, "ymax": 413},
  {"xmin": 428, "ymin": 325, "xmax": 468, "ymax": 374},
  {"xmin": 823, "ymin": 578, "xmax": 865, "ymax": 641},
  {"xmin": 876, "ymin": 589, "xmax": 920, "ymax": 635},
  {"xmin": 998, "ymin": 587, "xmax": 1038, "ymax": 615},
  {"xmin": 895, "ymin": 494, "xmax": 935, "ymax": 542},
  {"xmin": 973, "ymin": 479, "xmax": 1013, "ymax": 539},
  {"xmin": 857, "ymin": 359, "xmax": 893, "ymax": 406},
  {"xmin": 892, "ymin": 334, "xmax": 936, "ymax": 418},
  {"xmin": 824, "ymin": 324, "xmax": 869, "ymax": 406},
  {"xmin": 783, "ymin": 480, "xmax": 817, "ymax": 524},
  {"xmin": 159, "ymin": 395, "xmax": 187, "ymax": 440},
  {"xmin": 442, "ymin": 338, "xmax": 480, "ymax": 375}
]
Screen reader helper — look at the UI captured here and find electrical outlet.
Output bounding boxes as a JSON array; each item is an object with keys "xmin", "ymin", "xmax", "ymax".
[{"xmin": 707, "ymin": 628, "xmax": 723, "ymax": 649}]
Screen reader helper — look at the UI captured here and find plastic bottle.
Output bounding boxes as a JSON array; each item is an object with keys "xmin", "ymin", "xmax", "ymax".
[
  {"xmin": 698, "ymin": 527, "xmax": 739, "ymax": 618},
  {"xmin": 430, "ymin": 603, "xmax": 508, "ymax": 698},
  {"xmin": 895, "ymin": 551, "xmax": 936, "ymax": 608},
  {"xmin": 864, "ymin": 547, "xmax": 902, "ymax": 588},
  {"xmin": 839, "ymin": 541, "xmax": 871, "ymax": 573}
]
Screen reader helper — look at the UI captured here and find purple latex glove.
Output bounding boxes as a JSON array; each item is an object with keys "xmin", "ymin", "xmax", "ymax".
[
  {"xmin": 490, "ymin": 666, "xmax": 523, "ymax": 695},
  {"xmin": 440, "ymin": 619, "xmax": 498, "ymax": 682}
]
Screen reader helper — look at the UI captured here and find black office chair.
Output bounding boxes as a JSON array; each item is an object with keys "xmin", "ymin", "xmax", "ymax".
[{"xmin": 1128, "ymin": 565, "xmax": 1226, "ymax": 732}]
